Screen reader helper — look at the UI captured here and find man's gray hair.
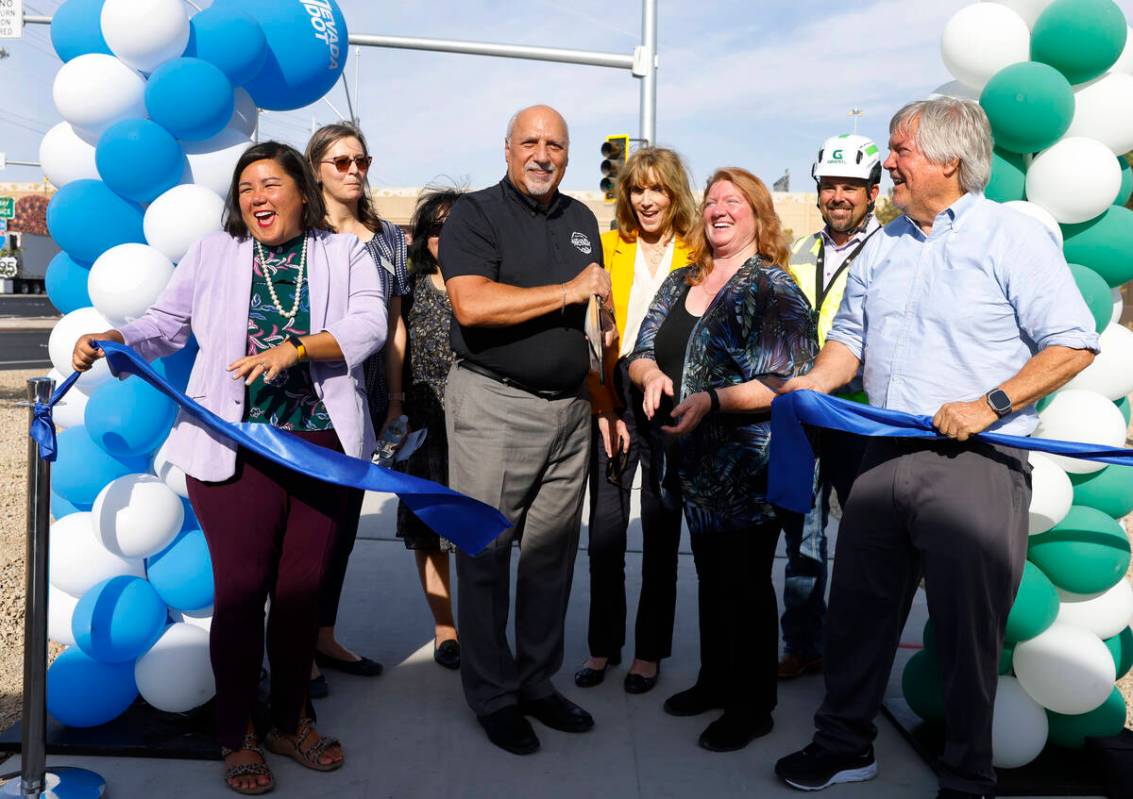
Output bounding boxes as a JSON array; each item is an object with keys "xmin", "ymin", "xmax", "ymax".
[{"xmin": 890, "ymin": 98, "xmax": 992, "ymax": 195}]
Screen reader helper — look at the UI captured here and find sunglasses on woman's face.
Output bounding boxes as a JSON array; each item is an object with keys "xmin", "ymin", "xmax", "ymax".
[{"xmin": 322, "ymin": 155, "xmax": 373, "ymax": 173}]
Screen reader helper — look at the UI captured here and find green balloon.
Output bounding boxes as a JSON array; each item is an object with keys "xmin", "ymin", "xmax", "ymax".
[
  {"xmin": 902, "ymin": 649, "xmax": 944, "ymax": 722},
  {"xmin": 922, "ymin": 618, "xmax": 936, "ymax": 658},
  {"xmin": 1069, "ymin": 465, "xmax": 1133, "ymax": 517},
  {"xmin": 1028, "ymin": 505, "xmax": 1131, "ymax": 594},
  {"xmin": 1117, "ymin": 157, "xmax": 1132, "ymax": 207},
  {"xmin": 1062, "ymin": 206, "xmax": 1133, "ymax": 287},
  {"xmin": 1032, "ymin": 0, "xmax": 1128, "ymax": 86},
  {"xmin": 1047, "ymin": 687, "xmax": 1127, "ymax": 749},
  {"xmin": 1068, "ymin": 263, "xmax": 1114, "ymax": 333},
  {"xmin": 999, "ymin": 643, "xmax": 1016, "ymax": 676},
  {"xmin": 1005, "ymin": 561, "xmax": 1060, "ymax": 643},
  {"xmin": 980, "ymin": 62, "xmax": 1074, "ymax": 154},
  {"xmin": 1036, "ymin": 394, "xmax": 1053, "ymax": 413},
  {"xmin": 1104, "ymin": 626, "xmax": 1133, "ymax": 678},
  {"xmin": 1117, "ymin": 396, "xmax": 1131, "ymax": 426},
  {"xmin": 985, "ymin": 148, "xmax": 1027, "ymax": 203}
]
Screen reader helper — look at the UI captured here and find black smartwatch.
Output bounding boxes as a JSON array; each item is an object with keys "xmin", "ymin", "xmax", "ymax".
[{"xmin": 985, "ymin": 388, "xmax": 1012, "ymax": 418}]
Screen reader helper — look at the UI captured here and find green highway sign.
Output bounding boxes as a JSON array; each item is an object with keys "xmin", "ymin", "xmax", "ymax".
[{"xmin": 0, "ymin": 197, "xmax": 12, "ymax": 220}]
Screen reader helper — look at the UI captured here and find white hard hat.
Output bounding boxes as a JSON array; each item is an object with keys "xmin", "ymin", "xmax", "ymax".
[{"xmin": 812, "ymin": 134, "xmax": 882, "ymax": 184}]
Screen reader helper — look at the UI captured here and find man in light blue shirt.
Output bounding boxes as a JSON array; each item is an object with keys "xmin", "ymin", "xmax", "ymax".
[{"xmin": 775, "ymin": 98, "xmax": 1098, "ymax": 799}]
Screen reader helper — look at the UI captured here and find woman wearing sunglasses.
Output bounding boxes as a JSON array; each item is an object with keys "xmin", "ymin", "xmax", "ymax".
[
  {"xmin": 304, "ymin": 124, "xmax": 410, "ymax": 696},
  {"xmin": 575, "ymin": 147, "xmax": 696, "ymax": 695}
]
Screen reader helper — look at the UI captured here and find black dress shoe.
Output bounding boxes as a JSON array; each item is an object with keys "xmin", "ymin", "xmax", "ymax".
[
  {"xmin": 623, "ymin": 661, "xmax": 660, "ymax": 695},
  {"xmin": 937, "ymin": 790, "xmax": 993, "ymax": 798},
  {"xmin": 573, "ymin": 654, "xmax": 621, "ymax": 688},
  {"xmin": 519, "ymin": 691, "xmax": 594, "ymax": 733},
  {"xmin": 314, "ymin": 650, "xmax": 384, "ymax": 677},
  {"xmin": 309, "ymin": 674, "xmax": 329, "ymax": 699},
  {"xmin": 663, "ymin": 684, "xmax": 723, "ymax": 717},
  {"xmin": 698, "ymin": 712, "xmax": 773, "ymax": 752},
  {"xmin": 478, "ymin": 706, "xmax": 540, "ymax": 756},
  {"xmin": 434, "ymin": 639, "xmax": 461, "ymax": 670}
]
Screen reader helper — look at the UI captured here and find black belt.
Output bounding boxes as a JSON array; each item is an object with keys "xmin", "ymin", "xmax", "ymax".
[{"xmin": 458, "ymin": 361, "xmax": 580, "ymax": 401}]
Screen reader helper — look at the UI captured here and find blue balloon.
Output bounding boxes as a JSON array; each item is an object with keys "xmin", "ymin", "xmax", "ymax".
[
  {"xmin": 145, "ymin": 58, "xmax": 234, "ymax": 142},
  {"xmin": 47, "ymin": 647, "xmax": 138, "ymax": 727},
  {"xmin": 146, "ymin": 528, "xmax": 214, "ymax": 612},
  {"xmin": 179, "ymin": 498, "xmax": 199, "ymax": 532},
  {"xmin": 51, "ymin": 491, "xmax": 90, "ymax": 519},
  {"xmin": 236, "ymin": 0, "xmax": 348, "ymax": 111},
  {"xmin": 72, "ymin": 575, "xmax": 167, "ymax": 663},
  {"xmin": 45, "ymin": 252, "xmax": 92, "ymax": 315},
  {"xmin": 50, "ymin": 0, "xmax": 112, "ymax": 62},
  {"xmin": 53, "ymin": 426, "xmax": 149, "ymax": 506},
  {"xmin": 185, "ymin": 6, "xmax": 268, "ymax": 86},
  {"xmin": 85, "ymin": 375, "xmax": 177, "ymax": 458},
  {"xmin": 95, "ymin": 119, "xmax": 186, "ymax": 204},
  {"xmin": 153, "ymin": 337, "xmax": 198, "ymax": 393},
  {"xmin": 46, "ymin": 180, "xmax": 145, "ymax": 264}
]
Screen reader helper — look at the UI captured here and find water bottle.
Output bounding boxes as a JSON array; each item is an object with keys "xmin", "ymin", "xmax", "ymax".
[{"xmin": 373, "ymin": 415, "xmax": 409, "ymax": 467}]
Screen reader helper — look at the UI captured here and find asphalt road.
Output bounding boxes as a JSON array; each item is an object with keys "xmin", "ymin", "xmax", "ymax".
[
  {"xmin": 0, "ymin": 296, "xmax": 57, "ymax": 318},
  {"xmin": 0, "ymin": 330, "xmax": 51, "ymax": 370}
]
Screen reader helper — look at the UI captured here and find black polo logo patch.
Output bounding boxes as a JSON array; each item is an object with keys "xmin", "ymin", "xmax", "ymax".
[{"xmin": 571, "ymin": 232, "xmax": 592, "ymax": 254}]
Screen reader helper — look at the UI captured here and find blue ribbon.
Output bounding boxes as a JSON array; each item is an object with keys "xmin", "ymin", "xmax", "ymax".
[
  {"xmin": 28, "ymin": 370, "xmax": 82, "ymax": 463},
  {"xmin": 36, "ymin": 342, "xmax": 510, "ymax": 555},
  {"xmin": 768, "ymin": 390, "xmax": 1133, "ymax": 514}
]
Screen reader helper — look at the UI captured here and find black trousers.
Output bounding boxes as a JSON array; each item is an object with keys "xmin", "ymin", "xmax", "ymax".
[
  {"xmin": 585, "ymin": 359, "xmax": 683, "ymax": 661},
  {"xmin": 814, "ymin": 439, "xmax": 1031, "ymax": 794}
]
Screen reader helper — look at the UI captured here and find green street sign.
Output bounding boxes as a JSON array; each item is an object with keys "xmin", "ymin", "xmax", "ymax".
[{"xmin": 0, "ymin": 197, "xmax": 13, "ymax": 220}]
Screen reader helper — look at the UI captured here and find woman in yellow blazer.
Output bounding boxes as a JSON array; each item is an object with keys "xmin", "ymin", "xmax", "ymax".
[{"xmin": 577, "ymin": 147, "xmax": 697, "ymax": 695}]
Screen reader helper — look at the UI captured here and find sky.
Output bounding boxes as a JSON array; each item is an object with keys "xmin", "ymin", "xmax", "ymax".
[{"xmin": 4, "ymin": 0, "xmax": 1133, "ymax": 196}]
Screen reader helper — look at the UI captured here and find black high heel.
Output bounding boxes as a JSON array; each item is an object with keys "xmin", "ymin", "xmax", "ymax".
[
  {"xmin": 623, "ymin": 660, "xmax": 661, "ymax": 694},
  {"xmin": 573, "ymin": 654, "xmax": 621, "ymax": 688}
]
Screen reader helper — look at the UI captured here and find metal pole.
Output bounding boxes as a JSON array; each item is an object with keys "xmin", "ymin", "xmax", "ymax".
[
  {"xmin": 348, "ymin": 33, "xmax": 635, "ymax": 71},
  {"xmin": 638, "ymin": 0, "xmax": 658, "ymax": 145}
]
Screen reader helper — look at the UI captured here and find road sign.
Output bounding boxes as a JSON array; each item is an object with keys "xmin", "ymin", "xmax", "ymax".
[
  {"xmin": 0, "ymin": 0, "xmax": 22, "ymax": 39},
  {"xmin": 0, "ymin": 257, "xmax": 17, "ymax": 279},
  {"xmin": 0, "ymin": 218, "xmax": 7, "ymax": 234},
  {"xmin": 0, "ymin": 197, "xmax": 12, "ymax": 219}
]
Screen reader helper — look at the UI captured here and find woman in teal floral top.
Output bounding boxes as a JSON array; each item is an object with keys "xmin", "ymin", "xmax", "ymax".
[{"xmin": 628, "ymin": 168, "xmax": 817, "ymax": 753}]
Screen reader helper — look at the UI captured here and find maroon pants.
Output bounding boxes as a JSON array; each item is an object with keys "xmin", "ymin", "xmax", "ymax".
[{"xmin": 186, "ymin": 429, "xmax": 362, "ymax": 750}]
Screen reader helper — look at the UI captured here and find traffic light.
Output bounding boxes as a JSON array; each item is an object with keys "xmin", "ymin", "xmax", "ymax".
[{"xmin": 600, "ymin": 134, "xmax": 629, "ymax": 202}]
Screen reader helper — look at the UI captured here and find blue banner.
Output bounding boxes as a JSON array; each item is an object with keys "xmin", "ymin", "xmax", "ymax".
[
  {"xmin": 33, "ymin": 342, "xmax": 510, "ymax": 555},
  {"xmin": 768, "ymin": 390, "xmax": 1133, "ymax": 514}
]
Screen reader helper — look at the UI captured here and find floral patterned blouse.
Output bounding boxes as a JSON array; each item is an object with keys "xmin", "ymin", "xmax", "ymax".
[
  {"xmin": 244, "ymin": 233, "xmax": 333, "ymax": 431},
  {"xmin": 629, "ymin": 259, "xmax": 817, "ymax": 523}
]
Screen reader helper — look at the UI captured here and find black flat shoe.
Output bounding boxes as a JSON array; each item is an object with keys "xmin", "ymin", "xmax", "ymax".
[
  {"xmin": 434, "ymin": 639, "xmax": 461, "ymax": 670},
  {"xmin": 314, "ymin": 651, "xmax": 384, "ymax": 677},
  {"xmin": 663, "ymin": 684, "xmax": 723, "ymax": 717},
  {"xmin": 624, "ymin": 661, "xmax": 660, "ymax": 695},
  {"xmin": 698, "ymin": 712, "xmax": 773, "ymax": 752},
  {"xmin": 519, "ymin": 691, "xmax": 594, "ymax": 733},
  {"xmin": 478, "ymin": 706, "xmax": 539, "ymax": 756},
  {"xmin": 573, "ymin": 654, "xmax": 621, "ymax": 688},
  {"xmin": 308, "ymin": 674, "xmax": 329, "ymax": 700}
]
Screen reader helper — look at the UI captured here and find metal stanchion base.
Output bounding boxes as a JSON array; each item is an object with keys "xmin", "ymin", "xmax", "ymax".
[{"xmin": 0, "ymin": 767, "xmax": 106, "ymax": 799}]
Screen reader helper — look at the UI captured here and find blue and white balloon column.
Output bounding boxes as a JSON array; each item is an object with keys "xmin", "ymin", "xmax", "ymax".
[
  {"xmin": 904, "ymin": 0, "xmax": 1133, "ymax": 769},
  {"xmin": 40, "ymin": 0, "xmax": 348, "ymax": 728}
]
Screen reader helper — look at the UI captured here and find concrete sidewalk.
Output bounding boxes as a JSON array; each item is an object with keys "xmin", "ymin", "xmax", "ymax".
[{"xmin": 3, "ymin": 490, "xmax": 1098, "ymax": 798}]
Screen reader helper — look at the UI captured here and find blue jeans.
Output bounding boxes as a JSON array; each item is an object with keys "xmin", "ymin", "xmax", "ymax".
[{"xmin": 780, "ymin": 485, "xmax": 829, "ymax": 658}]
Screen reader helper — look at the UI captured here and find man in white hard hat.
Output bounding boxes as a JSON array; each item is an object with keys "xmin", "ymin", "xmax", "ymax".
[{"xmin": 777, "ymin": 134, "xmax": 882, "ymax": 680}]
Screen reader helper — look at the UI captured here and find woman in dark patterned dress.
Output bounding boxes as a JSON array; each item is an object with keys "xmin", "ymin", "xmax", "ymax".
[
  {"xmin": 396, "ymin": 187, "xmax": 465, "ymax": 670},
  {"xmin": 628, "ymin": 168, "xmax": 818, "ymax": 753},
  {"xmin": 305, "ymin": 124, "xmax": 411, "ymax": 695}
]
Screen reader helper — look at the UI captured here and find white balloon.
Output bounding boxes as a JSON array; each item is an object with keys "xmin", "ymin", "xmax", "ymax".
[
  {"xmin": 1113, "ymin": 287, "xmax": 1124, "ymax": 325},
  {"xmin": 92, "ymin": 474, "xmax": 184, "ymax": 559},
  {"xmin": 47, "ymin": 369, "xmax": 89, "ymax": 430},
  {"xmin": 1013, "ymin": 622, "xmax": 1116, "ymax": 714},
  {"xmin": 48, "ymin": 307, "xmax": 114, "ymax": 389},
  {"xmin": 100, "ymin": 0, "xmax": 189, "ymax": 74},
  {"xmin": 1002, "ymin": 201, "xmax": 1064, "ymax": 247},
  {"xmin": 983, "ymin": 0, "xmax": 1055, "ymax": 28},
  {"xmin": 151, "ymin": 439, "xmax": 189, "ymax": 499},
  {"xmin": 171, "ymin": 606, "xmax": 213, "ymax": 633},
  {"xmin": 88, "ymin": 243, "xmax": 174, "ymax": 326},
  {"xmin": 49, "ymin": 512, "xmax": 145, "ymax": 597},
  {"xmin": 48, "ymin": 584, "xmax": 79, "ymax": 647},
  {"xmin": 38, "ymin": 123, "xmax": 99, "ymax": 189},
  {"xmin": 144, "ymin": 184, "xmax": 225, "ymax": 263},
  {"xmin": 1057, "ymin": 579, "xmax": 1133, "ymax": 639},
  {"xmin": 1061, "ymin": 323, "xmax": 1133, "ymax": 400},
  {"xmin": 1064, "ymin": 73, "xmax": 1133, "ymax": 155},
  {"xmin": 928, "ymin": 79, "xmax": 980, "ymax": 101},
  {"xmin": 941, "ymin": 4, "xmax": 1030, "ymax": 90},
  {"xmin": 991, "ymin": 676, "xmax": 1049, "ymax": 769},
  {"xmin": 134, "ymin": 623, "xmax": 215, "ymax": 712},
  {"xmin": 229, "ymin": 88, "xmax": 258, "ymax": 138},
  {"xmin": 183, "ymin": 128, "xmax": 252, "ymax": 199},
  {"xmin": 1026, "ymin": 138, "xmax": 1123, "ymax": 224},
  {"xmin": 1111, "ymin": 26, "xmax": 1133, "ymax": 74},
  {"xmin": 1033, "ymin": 389, "xmax": 1127, "ymax": 474},
  {"xmin": 1027, "ymin": 452, "xmax": 1073, "ymax": 534},
  {"xmin": 52, "ymin": 54, "xmax": 146, "ymax": 140}
]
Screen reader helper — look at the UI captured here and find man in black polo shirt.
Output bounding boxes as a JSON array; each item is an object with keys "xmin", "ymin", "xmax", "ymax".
[{"xmin": 440, "ymin": 104, "xmax": 611, "ymax": 755}]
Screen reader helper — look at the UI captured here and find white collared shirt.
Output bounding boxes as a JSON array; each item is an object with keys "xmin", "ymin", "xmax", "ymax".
[
  {"xmin": 620, "ymin": 239, "xmax": 676, "ymax": 358},
  {"xmin": 818, "ymin": 216, "xmax": 881, "ymax": 287}
]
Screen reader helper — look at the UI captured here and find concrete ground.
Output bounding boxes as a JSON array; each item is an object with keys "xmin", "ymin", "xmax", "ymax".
[{"xmin": 1, "ymin": 484, "xmax": 1100, "ymax": 798}]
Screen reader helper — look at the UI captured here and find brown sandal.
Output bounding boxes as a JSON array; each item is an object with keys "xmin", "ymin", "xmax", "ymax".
[
  {"xmin": 220, "ymin": 732, "xmax": 275, "ymax": 795},
  {"xmin": 264, "ymin": 718, "xmax": 343, "ymax": 772}
]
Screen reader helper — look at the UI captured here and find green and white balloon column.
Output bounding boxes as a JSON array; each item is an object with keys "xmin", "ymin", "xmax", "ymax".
[{"xmin": 904, "ymin": 0, "xmax": 1133, "ymax": 769}]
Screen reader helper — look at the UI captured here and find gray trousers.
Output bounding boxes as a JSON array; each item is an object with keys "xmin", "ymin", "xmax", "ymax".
[
  {"xmin": 446, "ymin": 363, "xmax": 591, "ymax": 717},
  {"xmin": 813, "ymin": 438, "xmax": 1030, "ymax": 794}
]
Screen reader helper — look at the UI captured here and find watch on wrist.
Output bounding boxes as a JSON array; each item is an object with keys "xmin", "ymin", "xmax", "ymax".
[
  {"xmin": 286, "ymin": 334, "xmax": 306, "ymax": 362},
  {"xmin": 985, "ymin": 388, "xmax": 1012, "ymax": 419}
]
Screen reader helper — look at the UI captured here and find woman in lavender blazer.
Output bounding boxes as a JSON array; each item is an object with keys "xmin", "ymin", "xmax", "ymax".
[{"xmin": 72, "ymin": 142, "xmax": 386, "ymax": 794}]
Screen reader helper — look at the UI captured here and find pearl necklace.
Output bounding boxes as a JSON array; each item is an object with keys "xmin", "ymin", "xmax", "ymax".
[{"xmin": 254, "ymin": 234, "xmax": 307, "ymax": 319}]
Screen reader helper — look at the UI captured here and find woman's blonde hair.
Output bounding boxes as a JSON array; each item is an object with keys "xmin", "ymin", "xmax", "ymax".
[
  {"xmin": 686, "ymin": 167, "xmax": 791, "ymax": 285},
  {"xmin": 613, "ymin": 147, "xmax": 697, "ymax": 241}
]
